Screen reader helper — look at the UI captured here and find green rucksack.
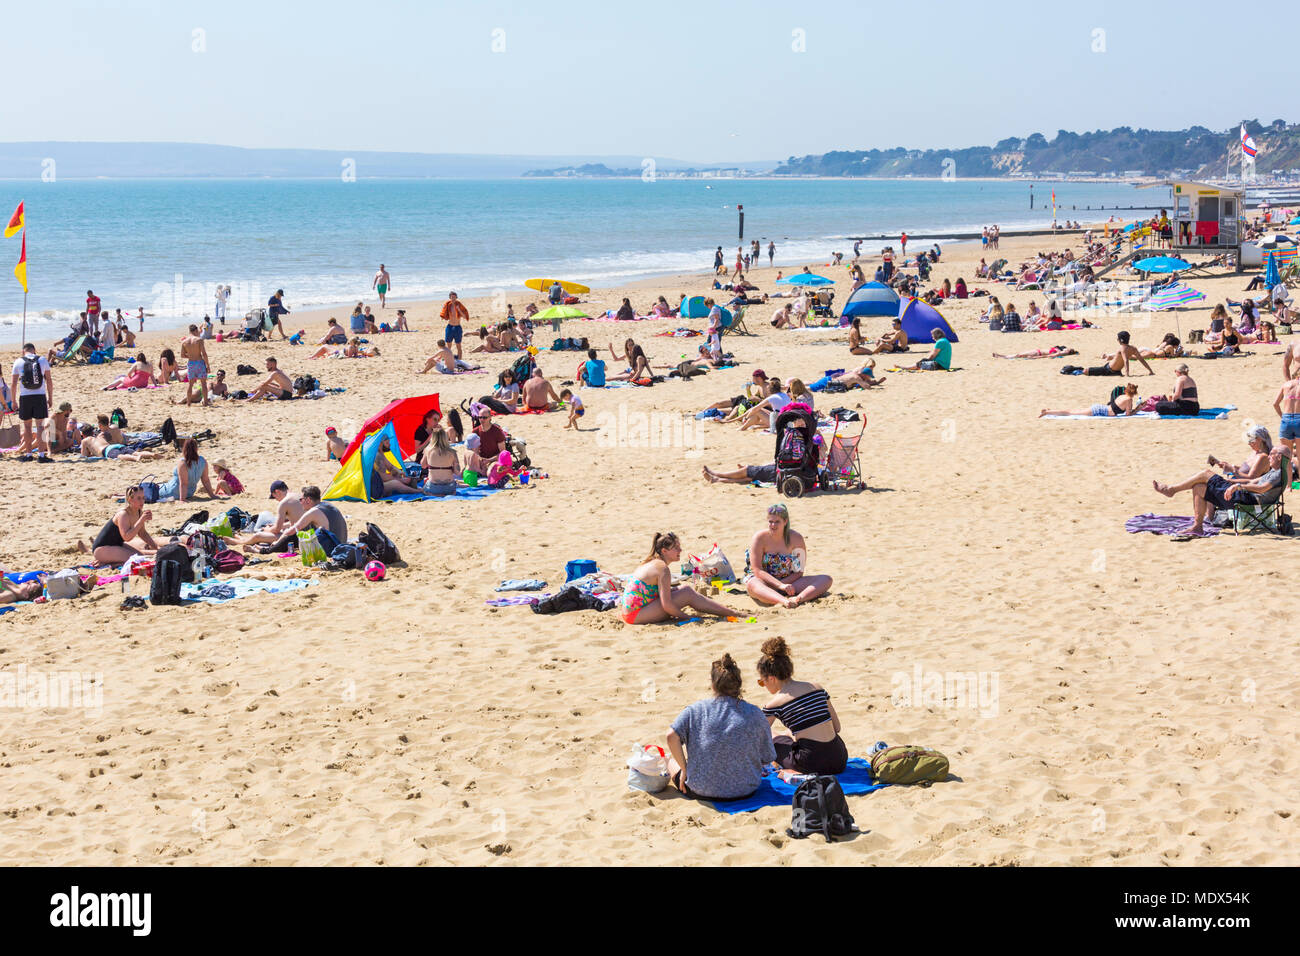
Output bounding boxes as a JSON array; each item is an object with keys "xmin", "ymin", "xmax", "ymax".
[{"xmin": 870, "ymin": 746, "xmax": 949, "ymax": 786}]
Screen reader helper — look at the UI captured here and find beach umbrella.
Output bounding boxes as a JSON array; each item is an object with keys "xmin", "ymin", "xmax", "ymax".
[
  {"xmin": 776, "ymin": 273, "xmax": 834, "ymax": 286},
  {"xmin": 525, "ymin": 278, "xmax": 591, "ymax": 295},
  {"xmin": 1264, "ymin": 252, "xmax": 1280, "ymax": 290},
  {"xmin": 533, "ymin": 304, "xmax": 589, "ymax": 321},
  {"xmin": 1133, "ymin": 256, "xmax": 1190, "ymax": 274},
  {"xmin": 1143, "ymin": 282, "xmax": 1205, "ymax": 339}
]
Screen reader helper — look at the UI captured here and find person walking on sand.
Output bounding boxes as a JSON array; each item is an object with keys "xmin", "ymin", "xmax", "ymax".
[
  {"xmin": 267, "ymin": 289, "xmax": 290, "ymax": 340},
  {"xmin": 214, "ymin": 283, "xmax": 229, "ymax": 325},
  {"xmin": 441, "ymin": 291, "xmax": 469, "ymax": 360},
  {"xmin": 900, "ymin": 231, "xmax": 908, "ymax": 257},
  {"xmin": 768, "ymin": 241, "xmax": 775, "ymax": 267},
  {"xmin": 179, "ymin": 324, "xmax": 212, "ymax": 407},
  {"xmin": 373, "ymin": 264, "xmax": 391, "ymax": 309}
]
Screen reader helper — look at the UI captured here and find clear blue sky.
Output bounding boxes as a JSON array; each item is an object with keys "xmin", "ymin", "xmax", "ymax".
[{"xmin": 2, "ymin": 0, "xmax": 1294, "ymax": 163}]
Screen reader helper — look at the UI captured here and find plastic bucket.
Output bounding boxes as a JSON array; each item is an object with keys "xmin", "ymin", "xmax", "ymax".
[{"xmin": 462, "ymin": 469, "xmax": 479, "ymax": 487}]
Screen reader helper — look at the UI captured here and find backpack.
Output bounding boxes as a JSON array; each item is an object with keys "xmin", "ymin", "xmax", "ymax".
[
  {"xmin": 19, "ymin": 355, "xmax": 44, "ymax": 391},
  {"xmin": 357, "ymin": 522, "xmax": 399, "ymax": 563},
  {"xmin": 210, "ymin": 548, "xmax": 246, "ymax": 573},
  {"xmin": 787, "ymin": 775, "xmax": 856, "ymax": 841},
  {"xmin": 325, "ymin": 542, "xmax": 371, "ymax": 571},
  {"xmin": 293, "ymin": 375, "xmax": 319, "ymax": 395},
  {"xmin": 224, "ymin": 507, "xmax": 253, "ymax": 532},
  {"xmin": 236, "ymin": 364, "xmax": 258, "ymax": 376},
  {"xmin": 110, "ymin": 407, "xmax": 127, "ymax": 428},
  {"xmin": 185, "ymin": 529, "xmax": 219, "ymax": 559},
  {"xmin": 777, "ymin": 427, "xmax": 807, "ymax": 466},
  {"xmin": 149, "ymin": 543, "xmax": 193, "ymax": 606},
  {"xmin": 508, "ymin": 353, "xmax": 536, "ymax": 385},
  {"xmin": 869, "ymin": 745, "xmax": 950, "ymax": 785}
]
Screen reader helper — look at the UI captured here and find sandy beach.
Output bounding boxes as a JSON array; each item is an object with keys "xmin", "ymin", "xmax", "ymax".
[{"xmin": 1, "ymin": 228, "xmax": 1296, "ymax": 867}]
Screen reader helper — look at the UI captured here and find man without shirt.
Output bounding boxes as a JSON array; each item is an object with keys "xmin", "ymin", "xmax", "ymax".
[{"xmin": 179, "ymin": 325, "xmax": 211, "ymax": 406}]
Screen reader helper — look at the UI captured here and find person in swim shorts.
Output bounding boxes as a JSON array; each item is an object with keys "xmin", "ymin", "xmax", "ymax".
[
  {"xmin": 179, "ymin": 324, "xmax": 211, "ymax": 407},
  {"xmin": 373, "ymin": 264, "xmax": 391, "ymax": 308},
  {"xmin": 441, "ymin": 291, "xmax": 469, "ymax": 360}
]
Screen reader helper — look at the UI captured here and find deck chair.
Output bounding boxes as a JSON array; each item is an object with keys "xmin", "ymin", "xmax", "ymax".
[
  {"xmin": 1233, "ymin": 454, "xmax": 1291, "ymax": 535},
  {"xmin": 721, "ymin": 305, "xmax": 751, "ymax": 336}
]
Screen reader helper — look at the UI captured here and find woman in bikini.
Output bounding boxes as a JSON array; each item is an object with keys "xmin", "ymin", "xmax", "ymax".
[
  {"xmin": 77, "ymin": 485, "xmax": 159, "ymax": 566},
  {"xmin": 620, "ymin": 531, "xmax": 741, "ymax": 624},
  {"xmin": 608, "ymin": 339, "xmax": 653, "ymax": 382},
  {"xmin": 420, "ymin": 428, "xmax": 461, "ymax": 496},
  {"xmin": 155, "ymin": 348, "xmax": 180, "ymax": 384},
  {"xmin": 992, "ymin": 345, "xmax": 1078, "ymax": 359},
  {"xmin": 745, "ymin": 504, "xmax": 832, "ymax": 609},
  {"xmin": 757, "ymin": 636, "xmax": 848, "ymax": 775},
  {"xmin": 470, "ymin": 326, "xmax": 506, "ymax": 353},
  {"xmin": 848, "ymin": 318, "xmax": 871, "ymax": 355},
  {"xmin": 1038, "ymin": 382, "xmax": 1139, "ymax": 418}
]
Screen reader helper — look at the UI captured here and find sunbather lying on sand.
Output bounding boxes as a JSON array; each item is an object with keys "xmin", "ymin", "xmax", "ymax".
[
  {"xmin": 1039, "ymin": 382, "xmax": 1139, "ymax": 417},
  {"xmin": 993, "ymin": 346, "xmax": 1077, "ymax": 359}
]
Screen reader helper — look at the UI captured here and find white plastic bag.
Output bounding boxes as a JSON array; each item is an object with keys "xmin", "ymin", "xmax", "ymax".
[
  {"xmin": 687, "ymin": 543, "xmax": 735, "ymax": 583},
  {"xmin": 627, "ymin": 744, "xmax": 669, "ymax": 793}
]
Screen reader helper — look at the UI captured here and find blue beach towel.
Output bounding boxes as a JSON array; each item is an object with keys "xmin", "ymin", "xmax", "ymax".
[
  {"xmin": 375, "ymin": 484, "xmax": 504, "ymax": 503},
  {"xmin": 710, "ymin": 757, "xmax": 889, "ymax": 814},
  {"xmin": 180, "ymin": 577, "xmax": 317, "ymax": 605},
  {"xmin": 1042, "ymin": 404, "xmax": 1235, "ymax": 421}
]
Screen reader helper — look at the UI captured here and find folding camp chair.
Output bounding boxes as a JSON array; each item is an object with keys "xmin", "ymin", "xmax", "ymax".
[
  {"xmin": 820, "ymin": 415, "xmax": 866, "ymax": 490},
  {"xmin": 721, "ymin": 305, "xmax": 751, "ymax": 336},
  {"xmin": 1233, "ymin": 455, "xmax": 1291, "ymax": 536}
]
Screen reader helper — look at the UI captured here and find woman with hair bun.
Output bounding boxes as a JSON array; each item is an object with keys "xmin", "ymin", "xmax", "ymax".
[
  {"xmin": 757, "ymin": 637, "xmax": 847, "ymax": 775},
  {"xmin": 619, "ymin": 531, "xmax": 740, "ymax": 624},
  {"xmin": 665, "ymin": 653, "xmax": 776, "ymax": 801}
]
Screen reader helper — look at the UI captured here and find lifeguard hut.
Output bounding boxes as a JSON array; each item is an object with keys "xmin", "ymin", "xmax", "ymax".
[{"xmin": 1166, "ymin": 180, "xmax": 1244, "ymax": 257}]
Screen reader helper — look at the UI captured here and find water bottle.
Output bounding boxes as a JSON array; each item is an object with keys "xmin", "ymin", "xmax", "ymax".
[{"xmin": 870, "ymin": 741, "xmax": 888, "ymax": 755}]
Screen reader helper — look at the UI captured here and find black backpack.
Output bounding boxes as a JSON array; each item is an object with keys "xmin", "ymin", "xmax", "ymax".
[
  {"xmin": 787, "ymin": 775, "xmax": 856, "ymax": 841},
  {"xmin": 19, "ymin": 355, "xmax": 43, "ymax": 390},
  {"xmin": 236, "ymin": 364, "xmax": 258, "ymax": 375},
  {"xmin": 357, "ymin": 522, "xmax": 398, "ymax": 563},
  {"xmin": 149, "ymin": 542, "xmax": 193, "ymax": 606}
]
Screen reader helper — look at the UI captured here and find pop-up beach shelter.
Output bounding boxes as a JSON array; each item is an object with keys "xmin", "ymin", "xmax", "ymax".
[
  {"xmin": 325, "ymin": 421, "xmax": 403, "ymax": 502},
  {"xmin": 338, "ymin": 394, "xmax": 441, "ymax": 466},
  {"xmin": 898, "ymin": 297, "xmax": 958, "ymax": 343},
  {"xmin": 680, "ymin": 295, "xmax": 710, "ymax": 318},
  {"xmin": 841, "ymin": 282, "xmax": 900, "ymax": 319}
]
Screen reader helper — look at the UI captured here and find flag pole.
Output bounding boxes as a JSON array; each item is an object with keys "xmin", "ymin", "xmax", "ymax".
[{"xmin": 21, "ymin": 290, "xmax": 26, "ymax": 345}]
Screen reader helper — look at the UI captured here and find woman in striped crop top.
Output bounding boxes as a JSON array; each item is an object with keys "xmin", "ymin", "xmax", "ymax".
[{"xmin": 756, "ymin": 637, "xmax": 848, "ymax": 775}]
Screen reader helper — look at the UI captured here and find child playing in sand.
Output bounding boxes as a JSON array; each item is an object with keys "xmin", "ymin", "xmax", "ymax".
[
  {"xmin": 212, "ymin": 459, "xmax": 244, "ymax": 496},
  {"xmin": 561, "ymin": 388, "xmax": 584, "ymax": 429},
  {"xmin": 486, "ymin": 450, "xmax": 519, "ymax": 488}
]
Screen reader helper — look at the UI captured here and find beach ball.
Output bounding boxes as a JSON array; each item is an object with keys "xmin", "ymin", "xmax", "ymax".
[{"xmin": 364, "ymin": 560, "xmax": 386, "ymax": 582}]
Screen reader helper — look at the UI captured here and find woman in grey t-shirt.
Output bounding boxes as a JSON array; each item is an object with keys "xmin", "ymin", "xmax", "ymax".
[{"xmin": 666, "ymin": 654, "xmax": 776, "ymax": 801}]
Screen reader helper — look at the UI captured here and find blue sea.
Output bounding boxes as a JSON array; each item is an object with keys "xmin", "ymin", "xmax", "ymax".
[{"xmin": 0, "ymin": 177, "xmax": 1150, "ymax": 342}]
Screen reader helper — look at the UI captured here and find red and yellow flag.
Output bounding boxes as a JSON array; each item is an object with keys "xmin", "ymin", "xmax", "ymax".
[
  {"xmin": 14, "ymin": 232, "xmax": 27, "ymax": 291},
  {"xmin": 3, "ymin": 201, "xmax": 22, "ymax": 239}
]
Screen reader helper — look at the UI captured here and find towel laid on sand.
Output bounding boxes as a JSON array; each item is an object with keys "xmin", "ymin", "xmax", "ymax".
[
  {"xmin": 366, "ymin": 485, "xmax": 504, "ymax": 503},
  {"xmin": 181, "ymin": 577, "xmax": 318, "ymax": 604},
  {"xmin": 1042, "ymin": 404, "xmax": 1235, "ymax": 421},
  {"xmin": 709, "ymin": 757, "xmax": 888, "ymax": 814},
  {"xmin": 1125, "ymin": 513, "xmax": 1220, "ymax": 537}
]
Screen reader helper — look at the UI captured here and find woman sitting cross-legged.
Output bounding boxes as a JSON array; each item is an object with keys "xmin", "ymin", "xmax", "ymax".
[
  {"xmin": 665, "ymin": 653, "xmax": 776, "ymax": 802},
  {"xmin": 756, "ymin": 637, "xmax": 848, "ymax": 775},
  {"xmin": 744, "ymin": 503, "xmax": 832, "ymax": 608},
  {"xmin": 620, "ymin": 531, "xmax": 741, "ymax": 624}
]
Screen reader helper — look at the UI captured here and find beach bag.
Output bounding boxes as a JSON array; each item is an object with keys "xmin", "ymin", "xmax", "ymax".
[
  {"xmin": 140, "ymin": 477, "xmax": 160, "ymax": 504},
  {"xmin": 358, "ymin": 522, "xmax": 399, "ymax": 563},
  {"xmin": 870, "ymin": 745, "xmax": 949, "ymax": 785},
  {"xmin": 110, "ymin": 407, "xmax": 127, "ymax": 428},
  {"xmin": 687, "ymin": 543, "xmax": 734, "ymax": 582},
  {"xmin": 325, "ymin": 542, "xmax": 367, "ymax": 571},
  {"xmin": 150, "ymin": 543, "xmax": 192, "ymax": 606},
  {"xmin": 236, "ymin": 364, "xmax": 257, "ymax": 376},
  {"xmin": 210, "ymin": 548, "xmax": 246, "ymax": 574},
  {"xmin": 1138, "ymin": 395, "xmax": 1164, "ymax": 412},
  {"xmin": 627, "ymin": 744, "xmax": 669, "ymax": 793},
  {"xmin": 203, "ymin": 513, "xmax": 233, "ymax": 538},
  {"xmin": 44, "ymin": 569, "xmax": 84, "ymax": 601},
  {"xmin": 0, "ymin": 414, "xmax": 18, "ymax": 448},
  {"xmin": 565, "ymin": 559, "xmax": 599, "ymax": 582},
  {"xmin": 185, "ymin": 529, "xmax": 220, "ymax": 559},
  {"xmin": 224, "ymin": 507, "xmax": 252, "ymax": 533},
  {"xmin": 787, "ymin": 775, "xmax": 855, "ymax": 841},
  {"xmin": 298, "ymin": 530, "xmax": 328, "ymax": 567}
]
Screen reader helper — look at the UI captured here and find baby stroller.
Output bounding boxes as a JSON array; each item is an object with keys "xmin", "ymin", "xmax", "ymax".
[
  {"xmin": 773, "ymin": 405, "xmax": 820, "ymax": 498},
  {"xmin": 812, "ymin": 289, "xmax": 836, "ymax": 318},
  {"xmin": 241, "ymin": 309, "xmax": 267, "ymax": 342}
]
